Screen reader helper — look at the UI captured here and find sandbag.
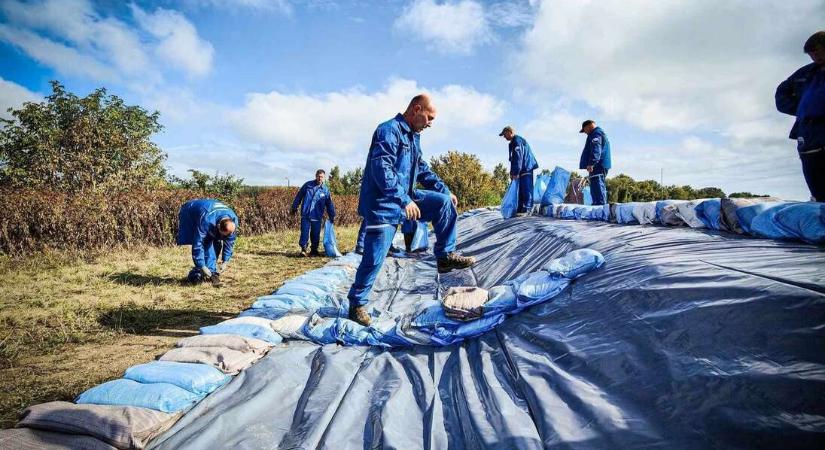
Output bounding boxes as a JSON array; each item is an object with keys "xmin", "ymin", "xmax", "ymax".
[
  {"xmin": 695, "ymin": 198, "xmax": 724, "ymax": 230},
  {"xmin": 773, "ymin": 202, "xmax": 825, "ymax": 244},
  {"xmin": 631, "ymin": 201, "xmax": 659, "ymax": 225},
  {"xmin": 720, "ymin": 197, "xmax": 780, "ymax": 234},
  {"xmin": 276, "ymin": 281, "xmax": 330, "ymax": 299},
  {"xmin": 660, "ymin": 204, "xmax": 687, "ymax": 226},
  {"xmin": 587, "ymin": 204, "xmax": 610, "ymax": 221},
  {"xmin": 674, "ymin": 199, "xmax": 709, "ymax": 228},
  {"xmin": 582, "ymin": 186, "xmax": 592, "ymax": 205},
  {"xmin": 748, "ymin": 203, "xmax": 798, "ymax": 239},
  {"xmin": 251, "ymin": 294, "xmax": 344, "ymax": 317},
  {"xmin": 75, "ymin": 379, "xmax": 202, "ymax": 414},
  {"xmin": 175, "ymin": 334, "xmax": 272, "ymax": 355},
  {"xmin": 159, "ymin": 347, "xmax": 262, "ymax": 374},
  {"xmin": 409, "ymin": 221, "xmax": 429, "ymax": 252},
  {"xmin": 615, "ymin": 203, "xmax": 639, "ymax": 224},
  {"xmin": 734, "ymin": 201, "xmax": 786, "ymax": 235},
  {"xmin": 516, "ymin": 271, "xmax": 569, "ymax": 307},
  {"xmin": 541, "ymin": 166, "xmax": 571, "ymax": 206},
  {"xmin": 500, "ymin": 179, "xmax": 519, "ymax": 219},
  {"xmin": 124, "ymin": 361, "xmax": 230, "ymax": 396},
  {"xmin": 198, "ymin": 323, "xmax": 282, "ymax": 345},
  {"xmin": 323, "ymin": 221, "xmax": 342, "ymax": 257},
  {"xmin": 542, "ymin": 248, "xmax": 606, "ymax": 279},
  {"xmin": 0, "ymin": 428, "xmax": 117, "ymax": 450},
  {"xmin": 17, "ymin": 401, "xmax": 178, "ymax": 450},
  {"xmin": 533, "ymin": 173, "xmax": 550, "ymax": 202},
  {"xmin": 442, "ymin": 287, "xmax": 488, "ymax": 321},
  {"xmin": 270, "ymin": 314, "xmax": 310, "ymax": 339},
  {"xmin": 655, "ymin": 200, "xmax": 687, "ymax": 223}
]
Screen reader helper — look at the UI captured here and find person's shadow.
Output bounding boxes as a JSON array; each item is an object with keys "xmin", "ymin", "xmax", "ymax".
[{"xmin": 107, "ymin": 271, "xmax": 188, "ymax": 286}]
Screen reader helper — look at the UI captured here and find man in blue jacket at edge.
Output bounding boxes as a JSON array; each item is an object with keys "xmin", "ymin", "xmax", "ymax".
[
  {"xmin": 291, "ymin": 169, "xmax": 336, "ymax": 257},
  {"xmin": 347, "ymin": 94, "xmax": 476, "ymax": 326},
  {"xmin": 776, "ymin": 30, "xmax": 825, "ymax": 201},
  {"xmin": 579, "ymin": 119, "xmax": 612, "ymax": 205},
  {"xmin": 176, "ymin": 199, "xmax": 238, "ymax": 286},
  {"xmin": 499, "ymin": 125, "xmax": 539, "ymax": 216}
]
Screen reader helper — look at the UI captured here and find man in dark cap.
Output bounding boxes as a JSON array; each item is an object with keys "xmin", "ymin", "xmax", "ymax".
[
  {"xmin": 499, "ymin": 125, "xmax": 539, "ymax": 216},
  {"xmin": 578, "ymin": 120, "xmax": 612, "ymax": 205}
]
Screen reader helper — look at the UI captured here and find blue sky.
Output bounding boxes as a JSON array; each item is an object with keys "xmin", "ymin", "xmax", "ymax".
[{"xmin": 1, "ymin": 0, "xmax": 822, "ymax": 199}]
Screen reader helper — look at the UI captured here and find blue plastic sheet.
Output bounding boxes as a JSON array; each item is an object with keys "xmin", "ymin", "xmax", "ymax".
[
  {"xmin": 500, "ymin": 179, "xmax": 519, "ymax": 219},
  {"xmin": 323, "ymin": 221, "xmax": 342, "ymax": 257},
  {"xmin": 773, "ymin": 202, "xmax": 825, "ymax": 244},
  {"xmin": 533, "ymin": 173, "xmax": 550, "ymax": 202},
  {"xmin": 695, "ymin": 198, "xmax": 723, "ymax": 230},
  {"xmin": 76, "ymin": 379, "xmax": 202, "ymax": 413},
  {"xmin": 150, "ymin": 210, "xmax": 825, "ymax": 449},
  {"xmin": 410, "ymin": 221, "xmax": 429, "ymax": 251},
  {"xmin": 735, "ymin": 201, "xmax": 787, "ymax": 234},
  {"xmin": 655, "ymin": 200, "xmax": 684, "ymax": 223},
  {"xmin": 615, "ymin": 202, "xmax": 640, "ymax": 224},
  {"xmin": 583, "ymin": 186, "xmax": 592, "ymax": 205},
  {"xmin": 541, "ymin": 166, "xmax": 571, "ymax": 206},
  {"xmin": 124, "ymin": 361, "xmax": 230, "ymax": 395}
]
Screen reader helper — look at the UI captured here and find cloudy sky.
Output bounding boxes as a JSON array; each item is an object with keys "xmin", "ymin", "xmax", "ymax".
[{"xmin": 1, "ymin": 0, "xmax": 821, "ymax": 199}]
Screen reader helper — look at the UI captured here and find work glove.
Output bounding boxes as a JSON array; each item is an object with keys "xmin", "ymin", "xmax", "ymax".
[
  {"xmin": 200, "ymin": 266, "xmax": 212, "ymax": 278},
  {"xmin": 219, "ymin": 261, "xmax": 229, "ymax": 273}
]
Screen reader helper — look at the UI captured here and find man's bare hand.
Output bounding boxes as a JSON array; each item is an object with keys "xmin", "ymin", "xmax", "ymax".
[
  {"xmin": 586, "ymin": 165, "xmax": 594, "ymax": 173},
  {"xmin": 450, "ymin": 193, "xmax": 458, "ymax": 208},
  {"xmin": 405, "ymin": 201, "xmax": 421, "ymax": 220}
]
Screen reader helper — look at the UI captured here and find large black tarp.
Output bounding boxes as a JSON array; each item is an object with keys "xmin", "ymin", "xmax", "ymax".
[{"xmin": 149, "ymin": 210, "xmax": 825, "ymax": 449}]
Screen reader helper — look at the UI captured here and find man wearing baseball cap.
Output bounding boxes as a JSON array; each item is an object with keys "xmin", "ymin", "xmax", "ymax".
[
  {"xmin": 579, "ymin": 120, "xmax": 612, "ymax": 205},
  {"xmin": 499, "ymin": 125, "xmax": 539, "ymax": 216}
]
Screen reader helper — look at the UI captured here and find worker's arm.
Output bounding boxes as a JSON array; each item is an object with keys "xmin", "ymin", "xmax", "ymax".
[
  {"xmin": 416, "ymin": 156, "xmax": 450, "ymax": 195},
  {"xmin": 191, "ymin": 219, "xmax": 209, "ymax": 269},
  {"xmin": 222, "ymin": 232, "xmax": 236, "ymax": 263},
  {"xmin": 588, "ymin": 135, "xmax": 603, "ymax": 167},
  {"xmin": 369, "ymin": 128, "xmax": 413, "ymax": 207},
  {"xmin": 291, "ymin": 183, "xmax": 306, "ymax": 212},
  {"xmin": 510, "ymin": 142, "xmax": 523, "ymax": 177},
  {"xmin": 775, "ymin": 74, "xmax": 801, "ymax": 116}
]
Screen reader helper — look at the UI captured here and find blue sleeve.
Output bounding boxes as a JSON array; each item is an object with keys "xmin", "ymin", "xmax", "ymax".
[
  {"xmin": 326, "ymin": 191, "xmax": 336, "ymax": 220},
  {"xmin": 222, "ymin": 233, "xmax": 236, "ymax": 262},
  {"xmin": 510, "ymin": 144, "xmax": 524, "ymax": 176},
  {"xmin": 416, "ymin": 156, "xmax": 450, "ymax": 195},
  {"xmin": 291, "ymin": 184, "xmax": 306, "ymax": 210},
  {"xmin": 775, "ymin": 74, "xmax": 800, "ymax": 116},
  {"xmin": 588, "ymin": 135, "xmax": 603, "ymax": 166},
  {"xmin": 368, "ymin": 128, "xmax": 413, "ymax": 207},
  {"xmin": 191, "ymin": 218, "xmax": 209, "ymax": 268}
]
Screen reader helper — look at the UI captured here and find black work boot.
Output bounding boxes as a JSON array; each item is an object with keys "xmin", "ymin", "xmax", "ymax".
[
  {"xmin": 437, "ymin": 252, "xmax": 476, "ymax": 273},
  {"xmin": 348, "ymin": 305, "xmax": 372, "ymax": 327},
  {"xmin": 300, "ymin": 246, "xmax": 309, "ymax": 257},
  {"xmin": 309, "ymin": 247, "xmax": 321, "ymax": 257}
]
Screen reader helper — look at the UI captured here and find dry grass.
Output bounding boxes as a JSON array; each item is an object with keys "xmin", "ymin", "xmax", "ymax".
[{"xmin": 0, "ymin": 225, "xmax": 358, "ymax": 428}]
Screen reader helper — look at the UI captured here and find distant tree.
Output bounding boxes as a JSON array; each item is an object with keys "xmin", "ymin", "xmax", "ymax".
[
  {"xmin": 492, "ymin": 163, "xmax": 509, "ymax": 197},
  {"xmin": 696, "ymin": 187, "xmax": 726, "ymax": 198},
  {"xmin": 169, "ymin": 169, "xmax": 244, "ymax": 198},
  {"xmin": 430, "ymin": 151, "xmax": 502, "ymax": 208},
  {"xmin": 0, "ymin": 81, "xmax": 166, "ymax": 192},
  {"xmin": 729, "ymin": 192, "xmax": 770, "ymax": 198},
  {"xmin": 328, "ymin": 165, "xmax": 362, "ymax": 195}
]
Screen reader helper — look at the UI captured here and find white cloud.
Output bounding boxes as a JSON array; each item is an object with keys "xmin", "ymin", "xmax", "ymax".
[
  {"xmin": 394, "ymin": 0, "xmax": 494, "ymax": 55},
  {"xmin": 0, "ymin": 0, "xmax": 213, "ymax": 82},
  {"xmin": 0, "ymin": 78, "xmax": 41, "ymax": 120},
  {"xmin": 132, "ymin": 6, "xmax": 214, "ymax": 77},
  {"xmin": 185, "ymin": 0, "xmax": 294, "ymax": 14},
  {"xmin": 228, "ymin": 78, "xmax": 505, "ymax": 160}
]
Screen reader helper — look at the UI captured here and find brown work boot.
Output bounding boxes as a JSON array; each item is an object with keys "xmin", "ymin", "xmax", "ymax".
[
  {"xmin": 437, "ymin": 252, "xmax": 476, "ymax": 273},
  {"xmin": 300, "ymin": 246, "xmax": 309, "ymax": 257},
  {"xmin": 348, "ymin": 305, "xmax": 372, "ymax": 327}
]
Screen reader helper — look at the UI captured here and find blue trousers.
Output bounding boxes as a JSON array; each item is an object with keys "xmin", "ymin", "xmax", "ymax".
[
  {"xmin": 187, "ymin": 239, "xmax": 223, "ymax": 282},
  {"xmin": 348, "ymin": 190, "xmax": 456, "ymax": 307},
  {"xmin": 299, "ymin": 218, "xmax": 322, "ymax": 251},
  {"xmin": 355, "ymin": 220, "xmax": 367, "ymax": 253},
  {"xmin": 518, "ymin": 171, "xmax": 534, "ymax": 213},
  {"xmin": 589, "ymin": 168, "xmax": 609, "ymax": 205}
]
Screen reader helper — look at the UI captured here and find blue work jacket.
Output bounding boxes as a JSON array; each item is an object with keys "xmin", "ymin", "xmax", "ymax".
[
  {"xmin": 292, "ymin": 181, "xmax": 336, "ymax": 221},
  {"xmin": 776, "ymin": 62, "xmax": 825, "ymax": 149},
  {"xmin": 176, "ymin": 199, "xmax": 238, "ymax": 269},
  {"xmin": 358, "ymin": 113, "xmax": 450, "ymax": 225},
  {"xmin": 509, "ymin": 135, "xmax": 539, "ymax": 176},
  {"xmin": 579, "ymin": 127, "xmax": 612, "ymax": 170}
]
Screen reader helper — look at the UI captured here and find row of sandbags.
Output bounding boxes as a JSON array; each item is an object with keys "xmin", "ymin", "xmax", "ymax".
[
  {"xmin": 543, "ymin": 198, "xmax": 825, "ymax": 244},
  {"xmin": 242, "ymin": 245, "xmax": 605, "ymax": 347},
  {"xmin": 5, "ymin": 255, "xmax": 365, "ymax": 449}
]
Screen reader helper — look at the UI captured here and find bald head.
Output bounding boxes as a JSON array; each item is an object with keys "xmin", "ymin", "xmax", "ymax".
[
  {"xmin": 403, "ymin": 93, "xmax": 437, "ymax": 133},
  {"xmin": 218, "ymin": 218, "xmax": 236, "ymax": 237}
]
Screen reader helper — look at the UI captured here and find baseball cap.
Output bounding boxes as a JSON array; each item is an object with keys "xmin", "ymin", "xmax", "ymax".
[
  {"xmin": 498, "ymin": 125, "xmax": 514, "ymax": 136},
  {"xmin": 579, "ymin": 120, "xmax": 594, "ymax": 133}
]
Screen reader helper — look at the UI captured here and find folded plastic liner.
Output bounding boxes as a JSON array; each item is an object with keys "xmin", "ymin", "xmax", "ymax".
[{"xmin": 149, "ymin": 210, "xmax": 825, "ymax": 449}]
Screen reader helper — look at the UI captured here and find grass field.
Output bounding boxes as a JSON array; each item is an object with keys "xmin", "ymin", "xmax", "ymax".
[{"xmin": 0, "ymin": 225, "xmax": 359, "ymax": 428}]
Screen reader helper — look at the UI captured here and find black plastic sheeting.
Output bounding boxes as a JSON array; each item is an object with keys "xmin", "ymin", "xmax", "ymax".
[{"xmin": 149, "ymin": 210, "xmax": 825, "ymax": 449}]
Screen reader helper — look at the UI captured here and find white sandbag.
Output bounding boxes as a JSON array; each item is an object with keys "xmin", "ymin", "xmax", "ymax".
[
  {"xmin": 674, "ymin": 199, "xmax": 709, "ymax": 228},
  {"xmin": 631, "ymin": 201, "xmax": 659, "ymax": 224},
  {"xmin": 442, "ymin": 287, "xmax": 488, "ymax": 321},
  {"xmin": 175, "ymin": 334, "xmax": 272, "ymax": 355},
  {"xmin": 270, "ymin": 314, "xmax": 310, "ymax": 339},
  {"xmin": 159, "ymin": 347, "xmax": 262, "ymax": 375}
]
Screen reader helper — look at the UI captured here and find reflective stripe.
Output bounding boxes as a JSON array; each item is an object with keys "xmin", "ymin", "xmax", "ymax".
[
  {"xmin": 799, "ymin": 147, "xmax": 824, "ymax": 155},
  {"xmin": 365, "ymin": 224, "xmax": 392, "ymax": 230}
]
